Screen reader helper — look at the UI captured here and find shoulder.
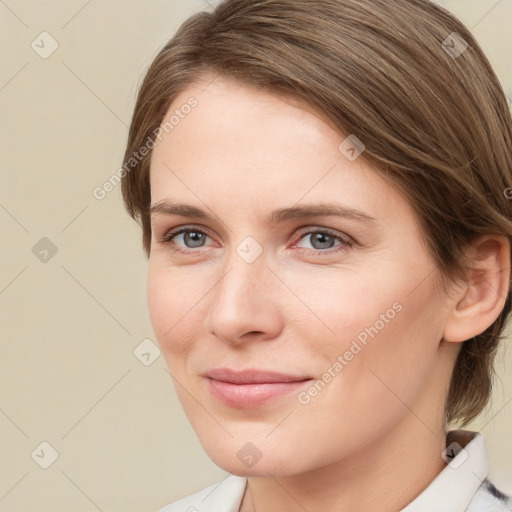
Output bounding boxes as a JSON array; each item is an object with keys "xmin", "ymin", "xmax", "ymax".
[
  {"xmin": 466, "ymin": 478, "xmax": 512, "ymax": 512},
  {"xmin": 155, "ymin": 474, "xmax": 247, "ymax": 512}
]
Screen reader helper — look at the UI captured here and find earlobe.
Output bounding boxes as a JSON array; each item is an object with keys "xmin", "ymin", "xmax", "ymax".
[{"xmin": 442, "ymin": 235, "xmax": 511, "ymax": 343}]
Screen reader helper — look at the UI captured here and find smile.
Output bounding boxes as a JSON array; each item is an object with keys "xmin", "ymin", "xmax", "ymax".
[{"xmin": 205, "ymin": 370, "xmax": 314, "ymax": 408}]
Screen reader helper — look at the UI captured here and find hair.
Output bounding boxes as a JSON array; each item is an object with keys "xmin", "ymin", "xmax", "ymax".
[{"xmin": 120, "ymin": 0, "xmax": 512, "ymax": 427}]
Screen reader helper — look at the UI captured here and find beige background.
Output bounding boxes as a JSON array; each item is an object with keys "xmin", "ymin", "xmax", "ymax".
[{"xmin": 0, "ymin": 0, "xmax": 511, "ymax": 510}]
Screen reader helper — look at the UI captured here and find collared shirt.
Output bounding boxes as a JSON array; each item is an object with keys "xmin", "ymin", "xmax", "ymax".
[{"xmin": 157, "ymin": 430, "xmax": 512, "ymax": 512}]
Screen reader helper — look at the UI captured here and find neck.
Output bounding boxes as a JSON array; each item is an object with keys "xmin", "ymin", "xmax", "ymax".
[{"xmin": 239, "ymin": 413, "xmax": 449, "ymax": 512}]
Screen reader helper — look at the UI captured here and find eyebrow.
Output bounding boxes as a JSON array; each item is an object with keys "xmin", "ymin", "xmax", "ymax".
[{"xmin": 150, "ymin": 200, "xmax": 377, "ymax": 226}]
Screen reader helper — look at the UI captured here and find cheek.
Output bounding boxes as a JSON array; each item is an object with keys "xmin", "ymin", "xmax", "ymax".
[
  {"xmin": 283, "ymin": 266, "xmax": 403, "ymax": 356},
  {"xmin": 319, "ymin": 274, "xmax": 443, "ymax": 421},
  {"xmin": 146, "ymin": 263, "xmax": 205, "ymax": 357},
  {"xmin": 287, "ymin": 261, "xmax": 443, "ymax": 393}
]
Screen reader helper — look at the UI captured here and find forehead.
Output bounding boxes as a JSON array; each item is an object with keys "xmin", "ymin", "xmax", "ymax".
[{"xmin": 149, "ymin": 76, "xmax": 414, "ymax": 229}]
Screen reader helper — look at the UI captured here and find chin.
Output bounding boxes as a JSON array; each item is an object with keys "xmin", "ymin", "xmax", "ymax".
[{"xmin": 204, "ymin": 442, "xmax": 305, "ymax": 477}]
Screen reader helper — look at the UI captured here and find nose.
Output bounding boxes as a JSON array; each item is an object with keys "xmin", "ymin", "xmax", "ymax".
[{"xmin": 205, "ymin": 245, "xmax": 282, "ymax": 344}]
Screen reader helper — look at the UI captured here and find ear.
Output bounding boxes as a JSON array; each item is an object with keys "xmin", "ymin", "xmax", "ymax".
[{"xmin": 443, "ymin": 234, "xmax": 511, "ymax": 343}]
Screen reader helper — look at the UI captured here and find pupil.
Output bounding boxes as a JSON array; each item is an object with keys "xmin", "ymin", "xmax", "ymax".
[
  {"xmin": 186, "ymin": 232, "xmax": 204, "ymax": 247},
  {"xmin": 313, "ymin": 233, "xmax": 332, "ymax": 249}
]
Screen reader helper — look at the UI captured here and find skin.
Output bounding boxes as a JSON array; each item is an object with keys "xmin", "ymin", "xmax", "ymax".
[{"xmin": 147, "ymin": 74, "xmax": 510, "ymax": 512}]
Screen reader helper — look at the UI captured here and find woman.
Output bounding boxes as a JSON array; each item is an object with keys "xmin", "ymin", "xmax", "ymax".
[{"xmin": 120, "ymin": 0, "xmax": 512, "ymax": 510}]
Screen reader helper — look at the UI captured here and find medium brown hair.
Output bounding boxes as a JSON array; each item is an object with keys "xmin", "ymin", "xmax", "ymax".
[{"xmin": 120, "ymin": 0, "xmax": 512, "ymax": 426}]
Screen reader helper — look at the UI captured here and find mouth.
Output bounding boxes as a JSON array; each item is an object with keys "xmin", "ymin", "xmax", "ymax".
[{"xmin": 203, "ymin": 368, "xmax": 314, "ymax": 408}]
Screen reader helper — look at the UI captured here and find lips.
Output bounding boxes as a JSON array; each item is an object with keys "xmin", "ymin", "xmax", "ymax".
[
  {"xmin": 203, "ymin": 368, "xmax": 314, "ymax": 408},
  {"xmin": 204, "ymin": 368, "xmax": 312, "ymax": 384}
]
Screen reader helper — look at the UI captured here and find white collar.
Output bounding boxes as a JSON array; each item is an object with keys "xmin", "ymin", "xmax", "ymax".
[{"xmin": 400, "ymin": 429, "xmax": 489, "ymax": 512}]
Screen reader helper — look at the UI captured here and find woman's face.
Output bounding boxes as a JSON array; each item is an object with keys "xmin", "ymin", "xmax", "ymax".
[{"xmin": 147, "ymin": 75, "xmax": 459, "ymax": 476}]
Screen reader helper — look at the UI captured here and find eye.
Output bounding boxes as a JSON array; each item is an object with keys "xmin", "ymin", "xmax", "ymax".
[
  {"xmin": 293, "ymin": 228, "xmax": 353, "ymax": 256},
  {"xmin": 159, "ymin": 226, "xmax": 213, "ymax": 254},
  {"xmin": 158, "ymin": 225, "xmax": 354, "ymax": 257}
]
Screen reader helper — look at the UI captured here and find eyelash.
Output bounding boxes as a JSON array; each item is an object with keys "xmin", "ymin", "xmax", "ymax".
[{"xmin": 159, "ymin": 225, "xmax": 354, "ymax": 257}]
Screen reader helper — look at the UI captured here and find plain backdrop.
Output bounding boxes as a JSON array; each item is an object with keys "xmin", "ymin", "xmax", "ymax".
[{"xmin": 1, "ymin": 1, "xmax": 511, "ymax": 511}]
